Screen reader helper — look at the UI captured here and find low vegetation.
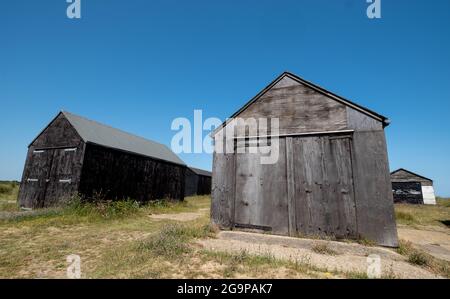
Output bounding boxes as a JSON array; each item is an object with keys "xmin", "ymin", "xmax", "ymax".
[
  {"xmin": 0, "ymin": 195, "xmax": 212, "ymax": 278},
  {"xmin": 395, "ymin": 198, "xmax": 450, "ymax": 228},
  {"xmin": 0, "ymin": 180, "xmax": 449, "ymax": 279},
  {"xmin": 311, "ymin": 243, "xmax": 338, "ymax": 256},
  {"xmin": 138, "ymin": 223, "xmax": 216, "ymax": 259},
  {"xmin": 0, "ymin": 181, "xmax": 20, "ymax": 212},
  {"xmin": 0, "ymin": 192, "xmax": 372, "ymax": 279},
  {"xmin": 397, "ymin": 240, "xmax": 449, "ymax": 278}
]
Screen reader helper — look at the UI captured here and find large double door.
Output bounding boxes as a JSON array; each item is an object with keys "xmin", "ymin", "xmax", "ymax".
[
  {"xmin": 20, "ymin": 147, "xmax": 79, "ymax": 208},
  {"xmin": 233, "ymin": 135, "xmax": 358, "ymax": 239}
]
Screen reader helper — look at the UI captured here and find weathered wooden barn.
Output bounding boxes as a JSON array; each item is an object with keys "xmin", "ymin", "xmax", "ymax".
[
  {"xmin": 391, "ymin": 168, "xmax": 436, "ymax": 205},
  {"xmin": 18, "ymin": 111, "xmax": 186, "ymax": 209},
  {"xmin": 211, "ymin": 72, "xmax": 399, "ymax": 247},
  {"xmin": 185, "ymin": 167, "xmax": 212, "ymax": 196}
]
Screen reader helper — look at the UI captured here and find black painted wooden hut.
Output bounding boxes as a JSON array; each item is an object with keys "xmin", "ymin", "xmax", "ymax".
[
  {"xmin": 391, "ymin": 168, "xmax": 436, "ymax": 205},
  {"xmin": 18, "ymin": 111, "xmax": 186, "ymax": 209},
  {"xmin": 211, "ymin": 72, "xmax": 399, "ymax": 247},
  {"xmin": 185, "ymin": 167, "xmax": 212, "ymax": 196}
]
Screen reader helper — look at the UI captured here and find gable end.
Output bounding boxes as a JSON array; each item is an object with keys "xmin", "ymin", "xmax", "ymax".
[
  {"xmin": 212, "ymin": 72, "xmax": 388, "ymax": 137},
  {"xmin": 30, "ymin": 112, "xmax": 84, "ymax": 148}
]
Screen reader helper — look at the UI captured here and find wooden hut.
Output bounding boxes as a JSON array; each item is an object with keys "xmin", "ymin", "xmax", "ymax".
[
  {"xmin": 18, "ymin": 111, "xmax": 186, "ymax": 209},
  {"xmin": 185, "ymin": 167, "xmax": 212, "ymax": 196},
  {"xmin": 391, "ymin": 168, "xmax": 436, "ymax": 205},
  {"xmin": 211, "ymin": 72, "xmax": 398, "ymax": 247}
]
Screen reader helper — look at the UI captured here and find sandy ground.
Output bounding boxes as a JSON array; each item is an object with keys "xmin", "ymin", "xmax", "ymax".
[
  {"xmin": 196, "ymin": 231, "xmax": 442, "ymax": 279},
  {"xmin": 150, "ymin": 207, "xmax": 449, "ymax": 277},
  {"xmin": 2, "ymin": 201, "xmax": 448, "ymax": 279},
  {"xmin": 398, "ymin": 225, "xmax": 450, "ymax": 261},
  {"xmin": 149, "ymin": 212, "xmax": 204, "ymax": 222},
  {"xmin": 149, "ymin": 208, "xmax": 209, "ymax": 222}
]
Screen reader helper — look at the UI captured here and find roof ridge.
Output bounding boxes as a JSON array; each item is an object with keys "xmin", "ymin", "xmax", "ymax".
[
  {"xmin": 211, "ymin": 71, "xmax": 389, "ymax": 136},
  {"xmin": 189, "ymin": 166, "xmax": 212, "ymax": 172},
  {"xmin": 390, "ymin": 168, "xmax": 433, "ymax": 182},
  {"xmin": 281, "ymin": 72, "xmax": 388, "ymax": 122},
  {"xmin": 60, "ymin": 111, "xmax": 185, "ymax": 166},
  {"xmin": 62, "ymin": 110, "xmax": 169, "ymax": 148}
]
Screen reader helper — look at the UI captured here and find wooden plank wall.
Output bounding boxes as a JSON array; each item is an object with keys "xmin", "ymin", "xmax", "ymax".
[
  {"xmin": 211, "ymin": 152, "xmax": 235, "ymax": 228},
  {"xmin": 185, "ymin": 171, "xmax": 212, "ymax": 196},
  {"xmin": 211, "ymin": 132, "xmax": 399, "ymax": 247},
  {"xmin": 351, "ymin": 131, "xmax": 398, "ymax": 247},
  {"xmin": 42, "ymin": 146, "xmax": 85, "ymax": 207},
  {"xmin": 18, "ymin": 114, "xmax": 85, "ymax": 208},
  {"xmin": 391, "ymin": 170, "xmax": 433, "ymax": 186},
  {"xmin": 196, "ymin": 175, "xmax": 212, "ymax": 195},
  {"xmin": 232, "ymin": 77, "xmax": 348, "ymax": 136},
  {"xmin": 79, "ymin": 143, "xmax": 185, "ymax": 202},
  {"xmin": 212, "ymin": 135, "xmax": 358, "ymax": 239},
  {"xmin": 291, "ymin": 136, "xmax": 357, "ymax": 239},
  {"xmin": 211, "ymin": 74, "xmax": 398, "ymax": 247},
  {"xmin": 18, "ymin": 148, "xmax": 54, "ymax": 208},
  {"xmin": 346, "ymin": 107, "xmax": 383, "ymax": 131},
  {"xmin": 234, "ymin": 140, "xmax": 289, "ymax": 234},
  {"xmin": 32, "ymin": 113, "xmax": 83, "ymax": 148},
  {"xmin": 185, "ymin": 168, "xmax": 198, "ymax": 197}
]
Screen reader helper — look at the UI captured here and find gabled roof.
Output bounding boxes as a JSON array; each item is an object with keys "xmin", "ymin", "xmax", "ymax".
[
  {"xmin": 32, "ymin": 111, "xmax": 186, "ymax": 166},
  {"xmin": 212, "ymin": 71, "xmax": 390, "ymax": 136},
  {"xmin": 390, "ymin": 168, "xmax": 433, "ymax": 182},
  {"xmin": 188, "ymin": 167, "xmax": 212, "ymax": 177}
]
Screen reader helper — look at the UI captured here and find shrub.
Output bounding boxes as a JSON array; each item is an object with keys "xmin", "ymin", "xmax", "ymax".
[
  {"xmin": 138, "ymin": 223, "xmax": 216, "ymax": 259},
  {"xmin": 65, "ymin": 195, "xmax": 140, "ymax": 220},
  {"xmin": 395, "ymin": 211, "xmax": 415, "ymax": 222},
  {"xmin": 311, "ymin": 243, "xmax": 338, "ymax": 256},
  {"xmin": 139, "ymin": 223, "xmax": 191, "ymax": 258},
  {"xmin": 408, "ymin": 251, "xmax": 430, "ymax": 266},
  {"xmin": 0, "ymin": 184, "xmax": 12, "ymax": 195},
  {"xmin": 396, "ymin": 240, "xmax": 414, "ymax": 256},
  {"xmin": 397, "ymin": 240, "xmax": 449, "ymax": 277}
]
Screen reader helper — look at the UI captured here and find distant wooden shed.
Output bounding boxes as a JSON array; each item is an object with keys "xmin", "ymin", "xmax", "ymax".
[
  {"xmin": 18, "ymin": 111, "xmax": 186, "ymax": 209},
  {"xmin": 391, "ymin": 168, "xmax": 436, "ymax": 205},
  {"xmin": 185, "ymin": 167, "xmax": 212, "ymax": 196},
  {"xmin": 211, "ymin": 72, "xmax": 398, "ymax": 247}
]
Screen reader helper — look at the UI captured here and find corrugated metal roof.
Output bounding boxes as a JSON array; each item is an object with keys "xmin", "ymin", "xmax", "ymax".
[
  {"xmin": 62, "ymin": 111, "xmax": 186, "ymax": 166},
  {"xmin": 188, "ymin": 167, "xmax": 212, "ymax": 177}
]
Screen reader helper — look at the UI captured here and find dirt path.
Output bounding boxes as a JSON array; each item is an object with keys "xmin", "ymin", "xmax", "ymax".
[
  {"xmin": 197, "ymin": 231, "xmax": 441, "ymax": 279},
  {"xmin": 148, "ymin": 208, "xmax": 208, "ymax": 222},
  {"xmin": 398, "ymin": 225, "xmax": 450, "ymax": 261}
]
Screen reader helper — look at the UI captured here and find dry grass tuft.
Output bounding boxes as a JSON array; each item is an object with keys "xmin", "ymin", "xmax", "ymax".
[
  {"xmin": 395, "ymin": 200, "xmax": 450, "ymax": 228},
  {"xmin": 311, "ymin": 243, "xmax": 338, "ymax": 256},
  {"xmin": 397, "ymin": 240, "xmax": 449, "ymax": 278}
]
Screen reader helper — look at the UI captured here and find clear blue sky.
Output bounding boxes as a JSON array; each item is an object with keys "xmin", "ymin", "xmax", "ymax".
[{"xmin": 1, "ymin": 0, "xmax": 449, "ymax": 196}]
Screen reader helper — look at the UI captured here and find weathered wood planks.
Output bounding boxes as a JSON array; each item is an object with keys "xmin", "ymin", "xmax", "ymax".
[
  {"xmin": 211, "ymin": 72, "xmax": 399, "ymax": 247},
  {"xmin": 351, "ymin": 131, "xmax": 398, "ymax": 246},
  {"xmin": 19, "ymin": 112, "xmax": 186, "ymax": 209}
]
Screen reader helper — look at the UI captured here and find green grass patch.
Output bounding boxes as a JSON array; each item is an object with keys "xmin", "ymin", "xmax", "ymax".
[
  {"xmin": 436, "ymin": 197, "xmax": 450, "ymax": 207},
  {"xmin": 138, "ymin": 222, "xmax": 216, "ymax": 259},
  {"xmin": 200, "ymin": 249, "xmax": 318, "ymax": 278},
  {"xmin": 0, "ymin": 181, "xmax": 19, "ymax": 204},
  {"xmin": 0, "ymin": 196, "xmax": 211, "ymax": 278},
  {"xmin": 395, "ymin": 201, "xmax": 450, "ymax": 228},
  {"xmin": 0, "ymin": 195, "xmax": 210, "ymax": 226},
  {"xmin": 395, "ymin": 211, "xmax": 415, "ymax": 223},
  {"xmin": 64, "ymin": 196, "xmax": 140, "ymax": 220}
]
